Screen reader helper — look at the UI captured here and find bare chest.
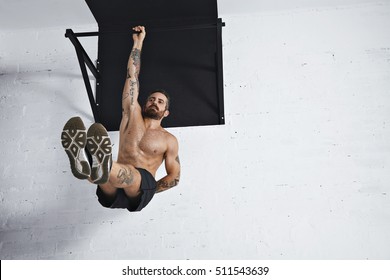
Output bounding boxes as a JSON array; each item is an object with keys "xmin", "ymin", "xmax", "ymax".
[{"xmin": 138, "ymin": 130, "xmax": 167, "ymax": 156}]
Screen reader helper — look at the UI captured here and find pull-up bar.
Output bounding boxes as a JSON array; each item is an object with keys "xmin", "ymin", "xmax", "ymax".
[{"xmin": 66, "ymin": 22, "xmax": 226, "ymax": 38}]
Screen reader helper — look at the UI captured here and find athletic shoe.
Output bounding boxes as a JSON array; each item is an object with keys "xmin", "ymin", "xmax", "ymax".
[
  {"xmin": 61, "ymin": 116, "xmax": 91, "ymax": 179},
  {"xmin": 86, "ymin": 123, "xmax": 112, "ymax": 184}
]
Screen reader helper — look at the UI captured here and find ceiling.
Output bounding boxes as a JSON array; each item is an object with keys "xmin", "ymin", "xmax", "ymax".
[{"xmin": 0, "ymin": 0, "xmax": 381, "ymax": 30}]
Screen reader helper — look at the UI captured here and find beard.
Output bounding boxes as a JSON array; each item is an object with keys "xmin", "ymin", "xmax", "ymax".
[{"xmin": 142, "ymin": 106, "xmax": 165, "ymax": 120}]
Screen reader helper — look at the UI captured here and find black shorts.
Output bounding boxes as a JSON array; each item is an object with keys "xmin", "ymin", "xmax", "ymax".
[{"xmin": 96, "ymin": 168, "xmax": 157, "ymax": 212}]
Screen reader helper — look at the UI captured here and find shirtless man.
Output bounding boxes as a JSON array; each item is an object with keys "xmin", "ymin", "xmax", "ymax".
[{"xmin": 61, "ymin": 26, "xmax": 180, "ymax": 212}]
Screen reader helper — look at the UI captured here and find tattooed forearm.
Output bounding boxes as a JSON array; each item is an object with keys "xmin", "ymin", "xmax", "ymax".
[
  {"xmin": 156, "ymin": 155, "xmax": 181, "ymax": 193},
  {"xmin": 124, "ymin": 48, "xmax": 141, "ymax": 106},
  {"xmin": 117, "ymin": 167, "xmax": 134, "ymax": 185},
  {"xmin": 129, "ymin": 48, "xmax": 141, "ymax": 76},
  {"xmin": 156, "ymin": 174, "xmax": 180, "ymax": 193}
]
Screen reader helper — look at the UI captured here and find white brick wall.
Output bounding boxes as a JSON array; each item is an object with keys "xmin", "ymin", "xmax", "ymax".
[{"xmin": 1, "ymin": 2, "xmax": 390, "ymax": 259}]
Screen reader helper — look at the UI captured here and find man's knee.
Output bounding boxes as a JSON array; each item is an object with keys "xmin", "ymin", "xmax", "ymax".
[
  {"xmin": 116, "ymin": 166, "xmax": 135, "ymax": 185},
  {"xmin": 97, "ymin": 183, "xmax": 117, "ymax": 199},
  {"xmin": 108, "ymin": 162, "xmax": 141, "ymax": 190}
]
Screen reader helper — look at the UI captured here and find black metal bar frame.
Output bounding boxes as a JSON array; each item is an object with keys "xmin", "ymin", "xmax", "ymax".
[
  {"xmin": 65, "ymin": 29, "xmax": 99, "ymax": 78},
  {"xmin": 65, "ymin": 20, "xmax": 225, "ymax": 126},
  {"xmin": 65, "ymin": 29, "xmax": 100, "ymax": 122}
]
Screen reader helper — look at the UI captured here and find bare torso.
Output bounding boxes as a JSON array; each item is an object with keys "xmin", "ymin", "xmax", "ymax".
[{"xmin": 117, "ymin": 109, "xmax": 172, "ymax": 177}]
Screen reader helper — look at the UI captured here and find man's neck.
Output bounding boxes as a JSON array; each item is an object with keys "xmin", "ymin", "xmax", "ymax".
[{"xmin": 143, "ymin": 117, "xmax": 162, "ymax": 129}]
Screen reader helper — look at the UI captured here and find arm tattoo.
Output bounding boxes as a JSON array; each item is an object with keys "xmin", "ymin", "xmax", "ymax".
[
  {"xmin": 126, "ymin": 68, "xmax": 131, "ymax": 79},
  {"xmin": 156, "ymin": 155, "xmax": 181, "ymax": 193},
  {"xmin": 117, "ymin": 167, "xmax": 134, "ymax": 186},
  {"xmin": 156, "ymin": 178, "xmax": 179, "ymax": 193},
  {"xmin": 124, "ymin": 48, "xmax": 141, "ymax": 105},
  {"xmin": 156, "ymin": 171, "xmax": 180, "ymax": 193},
  {"xmin": 123, "ymin": 79, "xmax": 137, "ymax": 105},
  {"xmin": 130, "ymin": 79, "xmax": 137, "ymax": 105},
  {"xmin": 130, "ymin": 48, "xmax": 141, "ymax": 76}
]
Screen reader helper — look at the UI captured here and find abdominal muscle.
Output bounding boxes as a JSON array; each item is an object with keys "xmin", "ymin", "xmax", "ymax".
[
  {"xmin": 117, "ymin": 133, "xmax": 166, "ymax": 177},
  {"xmin": 118, "ymin": 111, "xmax": 168, "ymax": 177}
]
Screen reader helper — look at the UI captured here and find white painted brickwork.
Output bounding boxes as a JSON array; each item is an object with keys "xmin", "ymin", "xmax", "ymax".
[{"xmin": 1, "ymin": 3, "xmax": 390, "ymax": 259}]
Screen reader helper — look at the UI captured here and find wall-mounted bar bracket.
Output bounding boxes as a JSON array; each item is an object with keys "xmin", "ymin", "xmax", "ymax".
[{"xmin": 65, "ymin": 29, "xmax": 100, "ymax": 122}]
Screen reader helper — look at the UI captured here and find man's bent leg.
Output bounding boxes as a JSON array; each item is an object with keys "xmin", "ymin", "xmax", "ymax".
[
  {"xmin": 101, "ymin": 161, "xmax": 143, "ymax": 198},
  {"xmin": 96, "ymin": 162, "xmax": 143, "ymax": 211}
]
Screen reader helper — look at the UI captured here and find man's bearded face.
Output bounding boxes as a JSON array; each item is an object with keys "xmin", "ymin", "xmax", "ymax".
[
  {"xmin": 142, "ymin": 93, "xmax": 169, "ymax": 120},
  {"xmin": 143, "ymin": 104, "xmax": 165, "ymax": 120}
]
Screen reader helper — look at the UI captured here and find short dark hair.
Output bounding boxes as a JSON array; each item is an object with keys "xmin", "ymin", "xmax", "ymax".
[{"xmin": 148, "ymin": 89, "xmax": 170, "ymax": 109}]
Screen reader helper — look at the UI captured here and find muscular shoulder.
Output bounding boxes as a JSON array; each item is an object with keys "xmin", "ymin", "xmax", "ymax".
[{"xmin": 161, "ymin": 129, "xmax": 179, "ymax": 150}]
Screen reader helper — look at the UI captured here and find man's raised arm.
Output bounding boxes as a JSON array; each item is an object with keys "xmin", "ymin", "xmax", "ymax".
[{"xmin": 122, "ymin": 26, "xmax": 146, "ymax": 113}]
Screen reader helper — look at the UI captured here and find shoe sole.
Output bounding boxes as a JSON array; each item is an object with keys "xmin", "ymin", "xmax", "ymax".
[
  {"xmin": 61, "ymin": 117, "xmax": 91, "ymax": 180},
  {"xmin": 86, "ymin": 123, "xmax": 112, "ymax": 185}
]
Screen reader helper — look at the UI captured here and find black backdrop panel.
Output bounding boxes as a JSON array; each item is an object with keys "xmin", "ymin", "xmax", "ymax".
[
  {"xmin": 85, "ymin": 0, "xmax": 224, "ymax": 131},
  {"xmin": 86, "ymin": 0, "xmax": 218, "ymax": 25}
]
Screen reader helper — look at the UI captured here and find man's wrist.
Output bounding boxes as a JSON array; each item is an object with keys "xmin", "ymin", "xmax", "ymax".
[{"xmin": 133, "ymin": 41, "xmax": 143, "ymax": 49}]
